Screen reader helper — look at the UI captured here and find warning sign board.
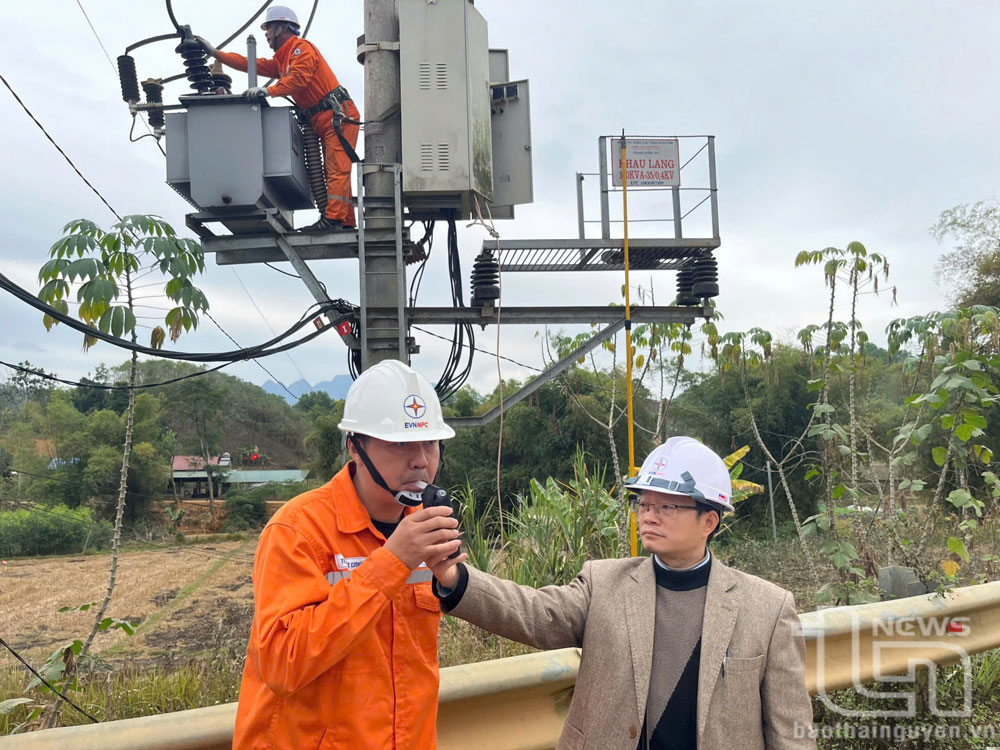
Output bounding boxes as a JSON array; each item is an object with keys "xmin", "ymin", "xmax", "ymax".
[{"xmin": 611, "ymin": 138, "xmax": 680, "ymax": 187}]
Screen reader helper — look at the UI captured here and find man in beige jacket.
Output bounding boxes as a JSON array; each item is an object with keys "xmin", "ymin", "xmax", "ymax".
[{"xmin": 431, "ymin": 437, "xmax": 815, "ymax": 750}]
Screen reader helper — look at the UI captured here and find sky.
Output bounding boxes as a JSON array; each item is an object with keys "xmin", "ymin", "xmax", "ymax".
[{"xmin": 2, "ymin": 0, "xmax": 999, "ymax": 399}]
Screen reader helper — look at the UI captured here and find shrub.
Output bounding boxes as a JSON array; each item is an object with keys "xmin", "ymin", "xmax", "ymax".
[
  {"xmin": 223, "ymin": 480, "xmax": 314, "ymax": 531},
  {"xmin": 223, "ymin": 492, "xmax": 267, "ymax": 531},
  {"xmin": 502, "ymin": 451, "xmax": 621, "ymax": 587},
  {"xmin": 0, "ymin": 505, "xmax": 112, "ymax": 557}
]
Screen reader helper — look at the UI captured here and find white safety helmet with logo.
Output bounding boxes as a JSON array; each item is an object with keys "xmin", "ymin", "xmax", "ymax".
[
  {"xmin": 261, "ymin": 6, "xmax": 300, "ymax": 29},
  {"xmin": 338, "ymin": 359, "xmax": 455, "ymax": 442},
  {"xmin": 625, "ymin": 436, "xmax": 734, "ymax": 513}
]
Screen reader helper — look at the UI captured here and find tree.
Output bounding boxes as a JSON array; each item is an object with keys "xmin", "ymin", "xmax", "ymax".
[
  {"xmin": 294, "ymin": 390, "xmax": 334, "ymax": 414},
  {"xmin": 933, "ymin": 201, "xmax": 1000, "ymax": 308},
  {"xmin": 304, "ymin": 401, "xmax": 346, "ymax": 479},
  {"xmin": 172, "ymin": 376, "xmax": 226, "ymax": 510},
  {"xmin": 35, "ymin": 215, "xmax": 208, "ymax": 727}
]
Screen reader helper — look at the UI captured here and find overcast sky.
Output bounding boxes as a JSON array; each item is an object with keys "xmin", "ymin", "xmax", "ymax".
[{"xmin": 3, "ymin": 1, "xmax": 998, "ymax": 398}]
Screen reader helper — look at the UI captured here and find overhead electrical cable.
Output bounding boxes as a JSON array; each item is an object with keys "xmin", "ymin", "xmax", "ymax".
[
  {"xmin": 1, "ymin": 73, "xmax": 122, "ymax": 222},
  {"xmin": 75, "ymin": 0, "xmax": 165, "ymax": 154},
  {"xmin": 0, "ymin": 272, "xmax": 351, "ymax": 362},
  {"xmin": 229, "ymin": 267, "xmax": 309, "ymax": 386},
  {"xmin": 411, "ymin": 326, "xmax": 541, "ymax": 373},
  {"xmin": 0, "ymin": 358, "xmax": 233, "ymax": 391},
  {"xmin": 433, "ymin": 217, "xmax": 475, "ymax": 400},
  {"xmin": 0, "ymin": 636, "xmax": 100, "ymax": 723},
  {"xmin": 203, "ymin": 310, "xmax": 298, "ymax": 402}
]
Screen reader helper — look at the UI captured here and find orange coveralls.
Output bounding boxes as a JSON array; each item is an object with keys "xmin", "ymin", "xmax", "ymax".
[
  {"xmin": 217, "ymin": 36, "xmax": 360, "ymax": 227},
  {"xmin": 232, "ymin": 464, "xmax": 442, "ymax": 749}
]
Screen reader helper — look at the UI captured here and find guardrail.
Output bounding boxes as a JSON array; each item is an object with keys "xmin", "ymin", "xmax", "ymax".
[{"xmin": 6, "ymin": 582, "xmax": 1000, "ymax": 749}]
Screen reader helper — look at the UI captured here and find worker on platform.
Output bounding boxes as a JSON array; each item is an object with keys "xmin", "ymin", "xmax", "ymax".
[
  {"xmin": 232, "ymin": 359, "xmax": 460, "ymax": 748},
  {"xmin": 431, "ymin": 437, "xmax": 815, "ymax": 750},
  {"xmin": 199, "ymin": 5, "xmax": 360, "ymax": 231}
]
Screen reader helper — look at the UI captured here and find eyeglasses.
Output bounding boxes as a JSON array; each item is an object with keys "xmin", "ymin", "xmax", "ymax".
[{"xmin": 630, "ymin": 500, "xmax": 700, "ymax": 518}]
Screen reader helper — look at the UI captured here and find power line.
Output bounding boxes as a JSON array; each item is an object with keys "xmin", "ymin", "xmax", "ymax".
[
  {"xmin": 0, "ymin": 358, "xmax": 232, "ymax": 392},
  {"xmin": 229, "ymin": 268, "xmax": 309, "ymax": 386},
  {"xmin": 1, "ymin": 271, "xmax": 347, "ymax": 362},
  {"xmin": 0, "ymin": 636, "xmax": 100, "ymax": 723},
  {"xmin": 75, "ymin": 0, "xmax": 115, "ymax": 70},
  {"xmin": 411, "ymin": 325, "xmax": 543, "ymax": 374},
  {"xmin": 1, "ymin": 73, "xmax": 122, "ymax": 222},
  {"xmin": 203, "ymin": 310, "xmax": 298, "ymax": 402},
  {"xmin": 264, "ymin": 262, "xmax": 300, "ymax": 279},
  {"xmin": 73, "ymin": 0, "xmax": 164, "ymax": 156}
]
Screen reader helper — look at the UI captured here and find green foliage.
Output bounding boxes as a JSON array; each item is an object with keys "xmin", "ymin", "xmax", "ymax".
[
  {"xmin": 222, "ymin": 491, "xmax": 268, "ymax": 531},
  {"xmin": 668, "ymin": 345, "xmax": 821, "ymax": 528},
  {"xmin": 502, "ymin": 452, "xmax": 620, "ymax": 586},
  {"xmin": 136, "ymin": 361, "xmax": 310, "ymax": 471},
  {"xmin": 0, "ymin": 655, "xmax": 243, "ymax": 733},
  {"xmin": 0, "ymin": 506, "xmax": 112, "ymax": 557},
  {"xmin": 38, "ymin": 215, "xmax": 209, "ymax": 350},
  {"xmin": 933, "ymin": 200, "xmax": 1000, "ymax": 309},
  {"xmin": 222, "ymin": 481, "xmax": 311, "ymax": 531},
  {"xmin": 440, "ymin": 366, "xmax": 657, "ymax": 513},
  {"xmin": 303, "ymin": 403, "xmax": 346, "ymax": 478},
  {"xmin": 450, "ymin": 483, "xmax": 498, "ymax": 574}
]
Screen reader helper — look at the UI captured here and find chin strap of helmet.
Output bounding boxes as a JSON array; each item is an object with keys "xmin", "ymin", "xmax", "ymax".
[
  {"xmin": 349, "ymin": 434, "xmax": 440, "ymax": 507},
  {"xmin": 348, "ymin": 434, "xmax": 395, "ymax": 493}
]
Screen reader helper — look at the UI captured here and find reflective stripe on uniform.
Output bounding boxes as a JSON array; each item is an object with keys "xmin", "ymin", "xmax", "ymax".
[
  {"xmin": 327, "ymin": 193, "xmax": 352, "ymax": 204},
  {"xmin": 326, "ymin": 565, "xmax": 434, "ymax": 585}
]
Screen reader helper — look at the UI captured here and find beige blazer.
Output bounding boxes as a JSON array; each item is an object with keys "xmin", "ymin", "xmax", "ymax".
[{"xmin": 448, "ymin": 556, "xmax": 815, "ymax": 750}]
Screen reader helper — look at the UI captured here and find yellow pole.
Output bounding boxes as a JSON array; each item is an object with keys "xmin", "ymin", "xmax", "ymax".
[{"xmin": 620, "ymin": 133, "xmax": 637, "ymax": 557}]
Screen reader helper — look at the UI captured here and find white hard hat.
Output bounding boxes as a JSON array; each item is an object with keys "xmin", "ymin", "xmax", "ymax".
[
  {"xmin": 338, "ymin": 360, "xmax": 455, "ymax": 442},
  {"xmin": 262, "ymin": 6, "xmax": 299, "ymax": 28},
  {"xmin": 626, "ymin": 437, "xmax": 734, "ymax": 512}
]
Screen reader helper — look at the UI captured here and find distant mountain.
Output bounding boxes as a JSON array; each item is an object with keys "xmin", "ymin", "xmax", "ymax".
[{"xmin": 261, "ymin": 375, "xmax": 354, "ymax": 404}]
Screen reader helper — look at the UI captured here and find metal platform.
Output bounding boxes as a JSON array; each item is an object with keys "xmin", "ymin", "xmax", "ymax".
[
  {"xmin": 486, "ymin": 237, "xmax": 720, "ymax": 272},
  {"xmin": 201, "ymin": 228, "xmax": 363, "ymax": 265}
]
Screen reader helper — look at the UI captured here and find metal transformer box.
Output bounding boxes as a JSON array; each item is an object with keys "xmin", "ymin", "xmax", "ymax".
[
  {"xmin": 399, "ymin": 0, "xmax": 493, "ymax": 214},
  {"xmin": 166, "ymin": 96, "xmax": 313, "ymax": 230}
]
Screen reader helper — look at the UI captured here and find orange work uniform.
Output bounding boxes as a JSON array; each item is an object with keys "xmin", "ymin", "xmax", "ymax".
[
  {"xmin": 217, "ymin": 35, "xmax": 360, "ymax": 227},
  {"xmin": 232, "ymin": 464, "xmax": 442, "ymax": 749}
]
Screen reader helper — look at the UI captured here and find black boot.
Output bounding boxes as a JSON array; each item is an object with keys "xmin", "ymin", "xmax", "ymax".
[{"xmin": 302, "ymin": 217, "xmax": 343, "ymax": 232}]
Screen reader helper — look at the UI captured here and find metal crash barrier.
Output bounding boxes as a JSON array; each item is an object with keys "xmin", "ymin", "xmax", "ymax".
[{"xmin": 6, "ymin": 581, "xmax": 1000, "ymax": 749}]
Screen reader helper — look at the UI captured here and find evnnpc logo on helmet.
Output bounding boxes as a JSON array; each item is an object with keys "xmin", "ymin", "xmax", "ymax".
[{"xmin": 403, "ymin": 394, "xmax": 429, "ymax": 429}]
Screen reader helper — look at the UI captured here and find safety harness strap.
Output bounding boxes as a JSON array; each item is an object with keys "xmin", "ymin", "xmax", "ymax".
[{"xmin": 298, "ymin": 86, "xmax": 361, "ymax": 163}]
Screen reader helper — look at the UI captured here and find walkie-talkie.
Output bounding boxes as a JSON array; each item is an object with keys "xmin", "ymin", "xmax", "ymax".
[{"xmin": 395, "ymin": 483, "xmax": 461, "ymax": 559}]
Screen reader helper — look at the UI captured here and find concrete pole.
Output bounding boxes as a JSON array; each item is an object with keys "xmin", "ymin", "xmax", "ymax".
[{"xmin": 361, "ymin": 0, "xmax": 406, "ymax": 367}]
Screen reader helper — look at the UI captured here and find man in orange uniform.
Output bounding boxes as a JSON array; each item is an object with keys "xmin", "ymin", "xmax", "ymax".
[
  {"xmin": 201, "ymin": 6, "xmax": 360, "ymax": 230},
  {"xmin": 232, "ymin": 359, "xmax": 461, "ymax": 748}
]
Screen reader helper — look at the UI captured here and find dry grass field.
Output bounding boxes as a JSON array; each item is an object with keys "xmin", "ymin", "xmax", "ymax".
[{"xmin": 0, "ymin": 538, "xmax": 256, "ymax": 668}]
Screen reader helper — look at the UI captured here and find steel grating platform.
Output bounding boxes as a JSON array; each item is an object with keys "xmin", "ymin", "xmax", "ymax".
[{"xmin": 487, "ymin": 238, "xmax": 721, "ymax": 272}]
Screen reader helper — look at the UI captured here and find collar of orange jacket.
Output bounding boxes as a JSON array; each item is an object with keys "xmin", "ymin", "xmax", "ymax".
[
  {"xmin": 332, "ymin": 462, "xmax": 417, "ymax": 534},
  {"xmin": 275, "ymin": 34, "xmax": 302, "ymax": 59}
]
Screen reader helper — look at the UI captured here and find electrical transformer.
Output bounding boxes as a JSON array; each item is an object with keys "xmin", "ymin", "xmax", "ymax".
[{"xmin": 165, "ymin": 95, "xmax": 313, "ymax": 233}]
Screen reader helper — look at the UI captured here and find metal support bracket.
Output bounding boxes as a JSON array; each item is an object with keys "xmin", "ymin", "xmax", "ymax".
[
  {"xmin": 446, "ymin": 320, "xmax": 626, "ymax": 428},
  {"xmin": 264, "ymin": 212, "xmax": 359, "ymax": 349},
  {"xmin": 355, "ymin": 40, "xmax": 400, "ymax": 64}
]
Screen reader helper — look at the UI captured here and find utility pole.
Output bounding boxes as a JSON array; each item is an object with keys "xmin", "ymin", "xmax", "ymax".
[{"xmin": 361, "ymin": 0, "xmax": 406, "ymax": 367}]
